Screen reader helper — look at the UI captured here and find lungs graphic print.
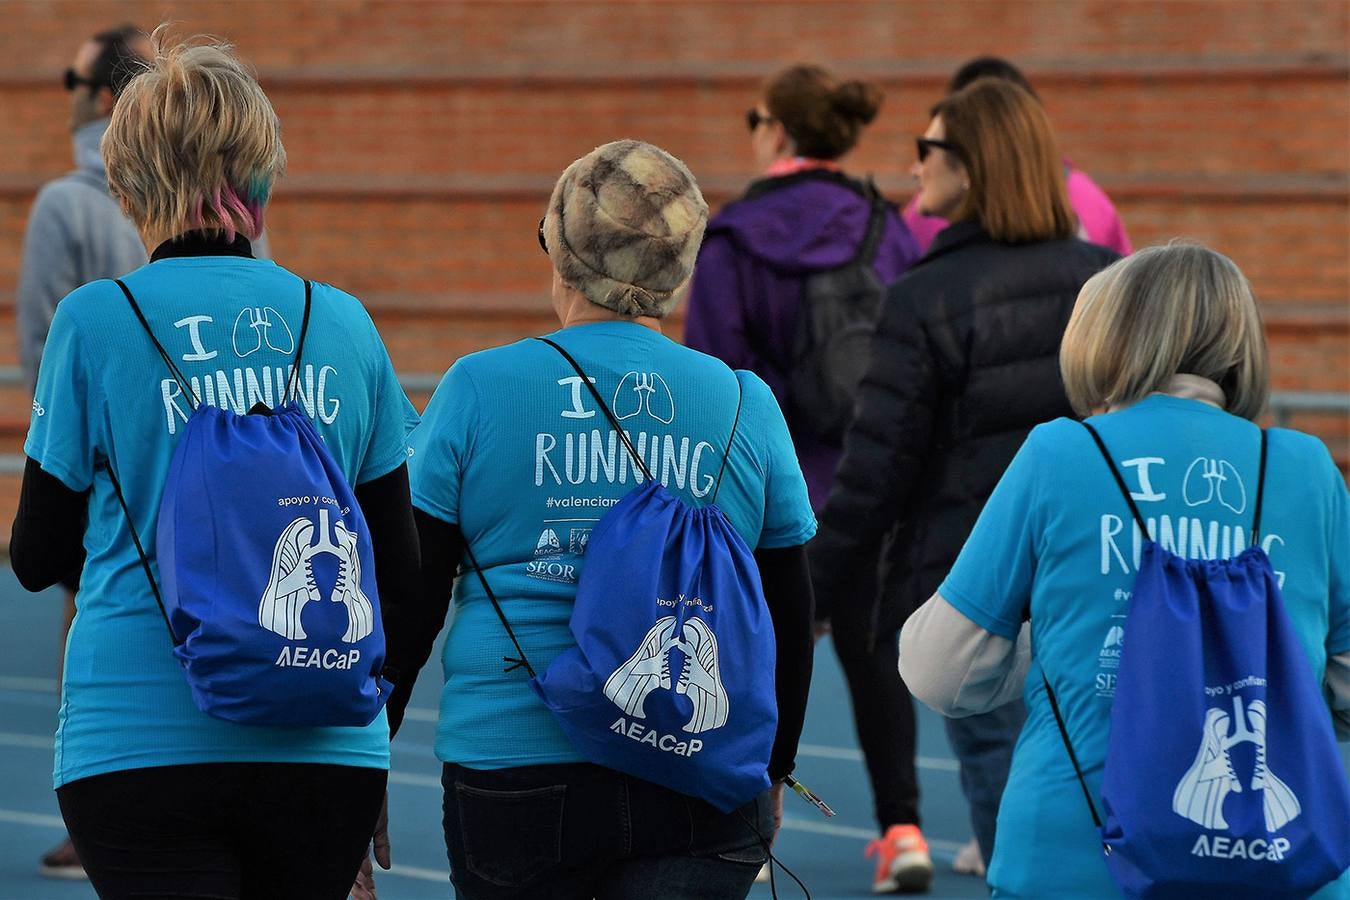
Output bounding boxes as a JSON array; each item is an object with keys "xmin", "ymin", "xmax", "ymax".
[
  {"xmin": 603, "ymin": 615, "xmax": 730, "ymax": 733},
  {"xmin": 258, "ymin": 508, "xmax": 374, "ymax": 643}
]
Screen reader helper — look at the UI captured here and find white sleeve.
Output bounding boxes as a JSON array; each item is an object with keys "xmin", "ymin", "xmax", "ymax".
[{"xmin": 899, "ymin": 593, "xmax": 1030, "ymax": 718}]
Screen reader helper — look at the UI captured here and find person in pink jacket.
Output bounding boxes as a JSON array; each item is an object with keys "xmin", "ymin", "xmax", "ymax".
[{"xmin": 903, "ymin": 57, "xmax": 1132, "ymax": 257}]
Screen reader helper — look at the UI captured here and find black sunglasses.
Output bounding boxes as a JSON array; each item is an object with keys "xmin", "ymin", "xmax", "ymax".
[
  {"xmin": 63, "ymin": 67, "xmax": 103, "ymax": 93},
  {"xmin": 916, "ymin": 137, "xmax": 962, "ymax": 164},
  {"xmin": 538, "ymin": 217, "xmax": 548, "ymax": 255},
  {"xmin": 745, "ymin": 108, "xmax": 776, "ymax": 132}
]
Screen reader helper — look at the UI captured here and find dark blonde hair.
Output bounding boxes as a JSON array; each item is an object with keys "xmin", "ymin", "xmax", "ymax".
[
  {"xmin": 932, "ymin": 78, "xmax": 1075, "ymax": 243},
  {"xmin": 103, "ymin": 26, "xmax": 285, "ymax": 242},
  {"xmin": 1060, "ymin": 243, "xmax": 1270, "ymax": 420},
  {"xmin": 765, "ymin": 64, "xmax": 882, "ymax": 160}
]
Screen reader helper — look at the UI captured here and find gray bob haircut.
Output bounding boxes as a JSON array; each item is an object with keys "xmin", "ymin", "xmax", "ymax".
[{"xmin": 1060, "ymin": 243, "xmax": 1270, "ymax": 421}]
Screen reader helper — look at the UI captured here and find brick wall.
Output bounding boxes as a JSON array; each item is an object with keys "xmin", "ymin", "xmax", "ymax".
[{"xmin": 1, "ymin": 0, "xmax": 1347, "ymax": 534}]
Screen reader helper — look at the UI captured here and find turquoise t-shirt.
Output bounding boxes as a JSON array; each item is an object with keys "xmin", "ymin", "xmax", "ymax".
[
  {"xmin": 24, "ymin": 255, "xmax": 414, "ymax": 788},
  {"xmin": 408, "ymin": 321, "xmax": 817, "ymax": 769},
  {"xmin": 940, "ymin": 395, "xmax": 1350, "ymax": 900}
]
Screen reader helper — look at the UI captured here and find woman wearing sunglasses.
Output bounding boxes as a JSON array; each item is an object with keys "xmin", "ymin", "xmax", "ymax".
[
  {"xmin": 808, "ymin": 77, "xmax": 1120, "ymax": 888},
  {"xmin": 684, "ymin": 67, "xmax": 925, "ymax": 890}
]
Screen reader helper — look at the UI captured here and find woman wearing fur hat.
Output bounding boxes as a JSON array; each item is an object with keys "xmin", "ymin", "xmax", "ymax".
[
  {"xmin": 685, "ymin": 64, "xmax": 928, "ymax": 893},
  {"xmin": 389, "ymin": 140, "xmax": 818, "ymax": 898}
]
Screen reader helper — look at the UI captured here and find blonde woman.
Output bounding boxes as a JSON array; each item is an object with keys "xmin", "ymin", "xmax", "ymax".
[
  {"xmin": 10, "ymin": 30, "xmax": 419, "ymax": 899},
  {"xmin": 900, "ymin": 244, "xmax": 1350, "ymax": 898}
]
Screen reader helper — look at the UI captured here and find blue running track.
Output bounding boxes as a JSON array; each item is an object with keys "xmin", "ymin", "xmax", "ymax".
[{"xmin": 18, "ymin": 566, "xmax": 1345, "ymax": 899}]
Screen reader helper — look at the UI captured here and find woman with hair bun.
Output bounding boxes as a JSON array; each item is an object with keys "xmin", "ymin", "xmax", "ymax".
[{"xmin": 685, "ymin": 62, "xmax": 925, "ymax": 893}]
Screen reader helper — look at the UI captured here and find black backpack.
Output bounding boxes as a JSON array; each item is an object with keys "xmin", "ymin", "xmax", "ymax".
[{"xmin": 787, "ymin": 183, "xmax": 888, "ymax": 442}]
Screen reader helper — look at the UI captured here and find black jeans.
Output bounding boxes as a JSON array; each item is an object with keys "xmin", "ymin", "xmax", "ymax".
[
  {"xmin": 443, "ymin": 762, "xmax": 776, "ymax": 899},
  {"xmin": 57, "ymin": 762, "xmax": 386, "ymax": 900},
  {"xmin": 832, "ymin": 617, "xmax": 921, "ymax": 829}
]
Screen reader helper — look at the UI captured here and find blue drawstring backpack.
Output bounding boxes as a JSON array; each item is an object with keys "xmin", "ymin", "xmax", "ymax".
[
  {"xmin": 464, "ymin": 338, "xmax": 778, "ymax": 813},
  {"xmin": 106, "ymin": 278, "xmax": 391, "ymax": 728},
  {"xmin": 1043, "ymin": 423, "xmax": 1350, "ymax": 899}
]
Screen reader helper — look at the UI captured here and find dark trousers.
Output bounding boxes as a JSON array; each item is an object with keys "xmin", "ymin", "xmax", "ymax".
[
  {"xmin": 443, "ymin": 762, "xmax": 775, "ymax": 899},
  {"xmin": 57, "ymin": 762, "xmax": 386, "ymax": 900},
  {"xmin": 945, "ymin": 699, "xmax": 1027, "ymax": 861},
  {"xmin": 832, "ymin": 618, "xmax": 921, "ymax": 829}
]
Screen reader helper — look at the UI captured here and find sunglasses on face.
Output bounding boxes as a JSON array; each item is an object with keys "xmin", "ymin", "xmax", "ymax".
[
  {"xmin": 745, "ymin": 108, "xmax": 776, "ymax": 132},
  {"xmin": 63, "ymin": 68, "xmax": 103, "ymax": 92},
  {"xmin": 538, "ymin": 217, "xmax": 548, "ymax": 255},
  {"xmin": 916, "ymin": 137, "xmax": 962, "ymax": 163}
]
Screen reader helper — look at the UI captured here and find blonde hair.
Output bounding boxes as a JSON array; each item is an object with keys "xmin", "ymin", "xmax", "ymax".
[
  {"xmin": 933, "ymin": 78, "xmax": 1075, "ymax": 243},
  {"xmin": 1060, "ymin": 243, "xmax": 1270, "ymax": 420},
  {"xmin": 103, "ymin": 26, "xmax": 285, "ymax": 242}
]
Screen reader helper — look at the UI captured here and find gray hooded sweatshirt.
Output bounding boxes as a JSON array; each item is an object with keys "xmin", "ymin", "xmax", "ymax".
[{"xmin": 17, "ymin": 119, "xmax": 147, "ymax": 392}]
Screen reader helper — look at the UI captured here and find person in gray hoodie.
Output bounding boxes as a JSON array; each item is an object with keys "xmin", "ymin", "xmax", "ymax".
[
  {"xmin": 16, "ymin": 26, "xmax": 149, "ymax": 881},
  {"xmin": 18, "ymin": 26, "xmax": 150, "ymax": 395}
]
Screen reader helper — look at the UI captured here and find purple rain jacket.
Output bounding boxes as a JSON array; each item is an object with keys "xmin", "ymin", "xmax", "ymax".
[{"xmin": 684, "ymin": 170, "xmax": 921, "ymax": 510}]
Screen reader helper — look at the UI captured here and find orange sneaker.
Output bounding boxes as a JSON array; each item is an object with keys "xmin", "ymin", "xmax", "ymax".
[{"xmin": 865, "ymin": 824, "xmax": 934, "ymax": 894}]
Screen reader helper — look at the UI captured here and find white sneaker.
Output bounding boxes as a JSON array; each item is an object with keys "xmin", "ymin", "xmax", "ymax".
[{"xmin": 952, "ymin": 837, "xmax": 986, "ymax": 878}]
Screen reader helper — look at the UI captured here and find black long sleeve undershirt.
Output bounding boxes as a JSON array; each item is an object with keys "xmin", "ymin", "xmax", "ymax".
[
  {"xmin": 387, "ymin": 504, "xmax": 815, "ymax": 782},
  {"xmin": 10, "ymin": 457, "xmax": 88, "ymax": 592},
  {"xmin": 383, "ymin": 508, "xmax": 461, "ymax": 738},
  {"xmin": 755, "ymin": 543, "xmax": 815, "ymax": 782},
  {"xmin": 351, "ymin": 464, "xmax": 423, "ymax": 736}
]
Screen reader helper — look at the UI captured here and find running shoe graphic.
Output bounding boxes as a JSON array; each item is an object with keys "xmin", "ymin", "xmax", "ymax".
[
  {"xmin": 604, "ymin": 617, "xmax": 677, "ymax": 718},
  {"xmin": 674, "ymin": 617, "xmax": 729, "ymax": 733},
  {"xmin": 258, "ymin": 516, "xmax": 322, "ymax": 640},
  {"xmin": 332, "ymin": 519, "xmax": 375, "ymax": 643},
  {"xmin": 1246, "ymin": 699, "xmax": 1301, "ymax": 831}
]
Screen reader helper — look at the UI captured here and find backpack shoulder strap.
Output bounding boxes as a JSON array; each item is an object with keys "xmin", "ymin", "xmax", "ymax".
[
  {"xmin": 535, "ymin": 337, "xmax": 655, "ymax": 482},
  {"xmin": 854, "ymin": 180, "xmax": 888, "ymax": 266},
  {"xmin": 710, "ymin": 369, "xmax": 744, "ymax": 505},
  {"xmin": 1081, "ymin": 421, "xmax": 1148, "ymax": 535},
  {"xmin": 461, "ymin": 541, "xmax": 536, "ymax": 678},
  {"xmin": 113, "ymin": 279, "xmax": 200, "ymax": 409},
  {"xmin": 1041, "ymin": 669, "xmax": 1105, "ymax": 835},
  {"xmin": 285, "ymin": 279, "xmax": 314, "ymax": 403},
  {"xmin": 102, "ymin": 461, "xmax": 181, "ymax": 647},
  {"xmin": 1252, "ymin": 429, "xmax": 1268, "ymax": 544}
]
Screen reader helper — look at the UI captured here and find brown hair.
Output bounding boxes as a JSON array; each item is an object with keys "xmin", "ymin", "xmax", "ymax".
[
  {"xmin": 1060, "ymin": 243, "xmax": 1270, "ymax": 420},
  {"xmin": 764, "ymin": 64, "xmax": 882, "ymax": 160},
  {"xmin": 932, "ymin": 78, "xmax": 1075, "ymax": 243}
]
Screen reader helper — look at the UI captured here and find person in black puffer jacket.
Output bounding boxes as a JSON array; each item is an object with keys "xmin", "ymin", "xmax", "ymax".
[{"xmin": 810, "ymin": 77, "xmax": 1120, "ymax": 882}]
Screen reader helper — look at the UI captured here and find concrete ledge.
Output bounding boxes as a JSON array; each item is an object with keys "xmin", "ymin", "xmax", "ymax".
[
  {"xmin": 2, "ymin": 172, "xmax": 1345, "ymax": 203},
  {"xmin": 0, "ymin": 53, "xmax": 1343, "ymax": 90}
]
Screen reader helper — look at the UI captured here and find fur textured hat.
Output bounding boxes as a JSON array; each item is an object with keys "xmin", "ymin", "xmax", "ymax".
[{"xmin": 543, "ymin": 139, "xmax": 708, "ymax": 318}]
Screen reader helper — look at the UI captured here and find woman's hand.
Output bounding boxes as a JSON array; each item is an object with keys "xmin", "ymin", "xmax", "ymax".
[
  {"xmin": 770, "ymin": 781, "xmax": 786, "ymax": 834},
  {"xmin": 350, "ymin": 792, "xmax": 390, "ymax": 900}
]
